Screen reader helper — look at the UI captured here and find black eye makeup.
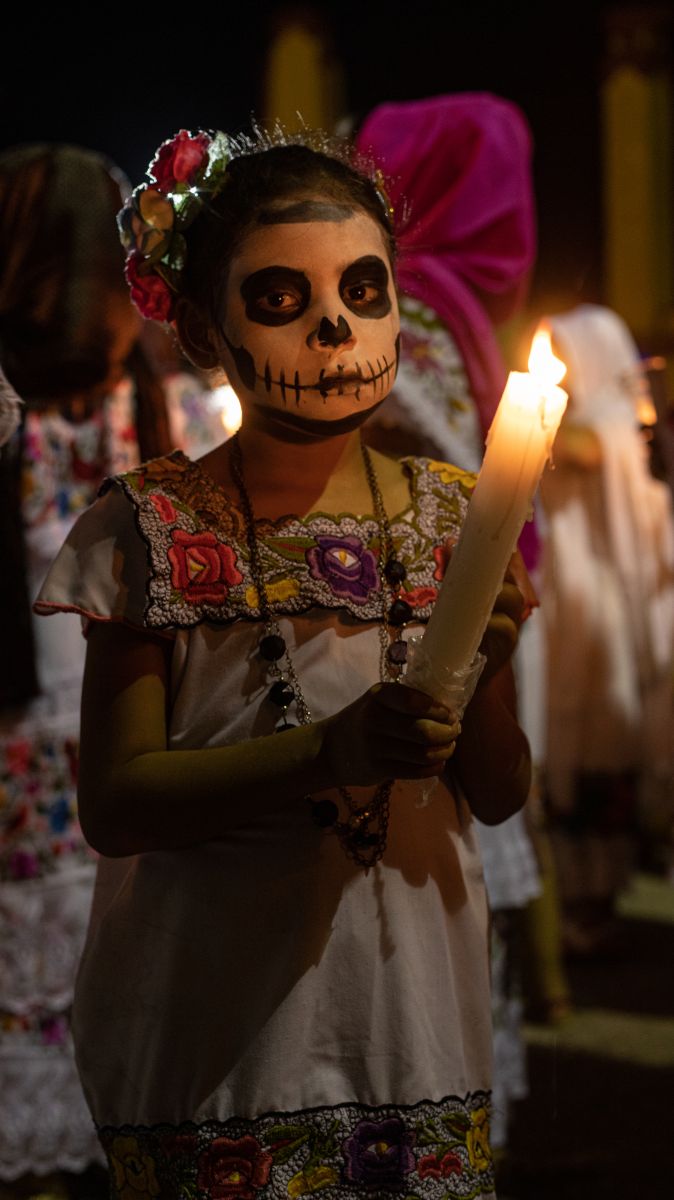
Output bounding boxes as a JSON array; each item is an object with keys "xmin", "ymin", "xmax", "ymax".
[
  {"xmin": 240, "ymin": 267, "xmax": 311, "ymax": 326},
  {"xmin": 339, "ymin": 256, "xmax": 391, "ymax": 319}
]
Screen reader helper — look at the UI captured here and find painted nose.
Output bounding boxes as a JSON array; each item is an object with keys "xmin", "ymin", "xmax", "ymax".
[{"xmin": 316, "ymin": 315, "xmax": 353, "ymax": 348}]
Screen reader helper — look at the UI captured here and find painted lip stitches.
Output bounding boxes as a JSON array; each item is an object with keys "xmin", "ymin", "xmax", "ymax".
[{"xmin": 257, "ymin": 355, "xmax": 396, "ymax": 403}]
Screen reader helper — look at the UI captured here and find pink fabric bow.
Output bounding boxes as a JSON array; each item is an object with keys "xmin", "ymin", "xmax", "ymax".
[{"xmin": 356, "ymin": 92, "xmax": 537, "ymax": 438}]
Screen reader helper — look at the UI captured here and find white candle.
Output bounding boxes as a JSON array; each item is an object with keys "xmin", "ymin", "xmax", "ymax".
[{"xmin": 412, "ymin": 329, "xmax": 567, "ymax": 679}]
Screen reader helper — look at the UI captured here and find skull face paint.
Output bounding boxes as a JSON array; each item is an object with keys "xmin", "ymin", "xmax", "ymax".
[{"xmin": 218, "ymin": 206, "xmax": 400, "ymax": 431}]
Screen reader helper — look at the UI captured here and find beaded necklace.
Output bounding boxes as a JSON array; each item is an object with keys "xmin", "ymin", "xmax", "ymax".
[{"xmin": 228, "ymin": 432, "xmax": 413, "ymax": 869}]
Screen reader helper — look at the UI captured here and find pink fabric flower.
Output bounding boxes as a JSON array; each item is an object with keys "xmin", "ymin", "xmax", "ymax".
[
  {"xmin": 125, "ymin": 253, "xmax": 174, "ymax": 323},
  {"xmin": 150, "ymin": 130, "xmax": 210, "ymax": 193}
]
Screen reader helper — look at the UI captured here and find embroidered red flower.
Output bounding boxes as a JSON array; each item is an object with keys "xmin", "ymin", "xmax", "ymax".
[
  {"xmin": 149, "ymin": 493, "xmax": 177, "ymax": 524},
  {"xmin": 405, "ymin": 586, "xmax": 438, "ymax": 609},
  {"xmin": 168, "ymin": 529, "xmax": 243, "ymax": 605},
  {"xmin": 417, "ymin": 1150, "xmax": 463, "ymax": 1180},
  {"xmin": 125, "ymin": 252, "xmax": 175, "ymax": 323},
  {"xmin": 196, "ymin": 1135, "xmax": 272, "ymax": 1200},
  {"xmin": 150, "ymin": 130, "xmax": 210, "ymax": 193},
  {"xmin": 432, "ymin": 543, "xmax": 450, "ymax": 581}
]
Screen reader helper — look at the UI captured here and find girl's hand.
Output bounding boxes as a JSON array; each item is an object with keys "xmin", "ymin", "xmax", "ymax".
[
  {"xmin": 321, "ymin": 683, "xmax": 461, "ymax": 787},
  {"xmin": 478, "ymin": 579, "xmax": 525, "ymax": 682}
]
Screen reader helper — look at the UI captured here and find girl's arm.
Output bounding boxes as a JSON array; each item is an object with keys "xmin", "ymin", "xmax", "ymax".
[
  {"xmin": 78, "ymin": 621, "xmax": 461, "ymax": 856},
  {"xmin": 451, "ymin": 661, "xmax": 531, "ymax": 824}
]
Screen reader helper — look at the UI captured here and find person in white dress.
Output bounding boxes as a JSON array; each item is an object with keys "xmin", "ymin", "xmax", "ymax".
[
  {"xmin": 36, "ymin": 126, "xmax": 531, "ymax": 1200},
  {"xmin": 0, "ymin": 143, "xmax": 221, "ymax": 1197},
  {"xmin": 538, "ymin": 302, "xmax": 674, "ymax": 953}
]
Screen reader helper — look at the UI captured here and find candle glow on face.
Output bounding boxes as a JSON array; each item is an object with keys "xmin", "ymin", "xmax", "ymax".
[{"xmin": 210, "ymin": 384, "xmax": 243, "ymax": 437}]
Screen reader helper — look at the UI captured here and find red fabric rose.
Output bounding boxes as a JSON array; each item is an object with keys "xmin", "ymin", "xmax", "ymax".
[
  {"xmin": 405, "ymin": 586, "xmax": 438, "ymax": 608},
  {"xmin": 149, "ymin": 493, "xmax": 177, "ymax": 524},
  {"xmin": 417, "ymin": 1150, "xmax": 463, "ymax": 1180},
  {"xmin": 168, "ymin": 529, "xmax": 243, "ymax": 605},
  {"xmin": 150, "ymin": 130, "xmax": 210, "ymax": 192},
  {"xmin": 125, "ymin": 253, "xmax": 174, "ymax": 322},
  {"xmin": 196, "ymin": 1136, "xmax": 272, "ymax": 1200}
]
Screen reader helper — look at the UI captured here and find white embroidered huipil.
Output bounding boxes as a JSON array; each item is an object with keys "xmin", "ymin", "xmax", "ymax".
[{"xmin": 35, "ymin": 453, "xmax": 497, "ymax": 1200}]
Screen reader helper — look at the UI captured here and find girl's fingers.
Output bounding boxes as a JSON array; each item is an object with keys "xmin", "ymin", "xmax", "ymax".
[
  {"xmin": 369, "ymin": 710, "xmax": 460, "ymax": 748},
  {"xmin": 374, "ymin": 734, "xmax": 458, "ymax": 767},
  {"xmin": 373, "ymin": 682, "xmax": 454, "ymax": 724}
]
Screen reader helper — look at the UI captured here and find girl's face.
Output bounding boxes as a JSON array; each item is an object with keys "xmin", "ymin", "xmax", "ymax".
[{"xmin": 218, "ymin": 200, "xmax": 400, "ymax": 435}]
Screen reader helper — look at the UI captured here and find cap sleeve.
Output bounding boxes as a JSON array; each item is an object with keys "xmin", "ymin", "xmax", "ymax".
[{"xmin": 34, "ymin": 482, "xmax": 151, "ymax": 631}]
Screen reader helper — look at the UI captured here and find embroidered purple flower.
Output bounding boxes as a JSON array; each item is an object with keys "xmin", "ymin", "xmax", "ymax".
[
  {"xmin": 342, "ymin": 1118, "xmax": 415, "ymax": 1191},
  {"xmin": 306, "ymin": 536, "xmax": 380, "ymax": 604}
]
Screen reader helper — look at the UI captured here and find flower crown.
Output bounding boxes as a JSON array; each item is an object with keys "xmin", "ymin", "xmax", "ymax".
[
  {"xmin": 118, "ymin": 129, "xmax": 230, "ymax": 323},
  {"xmin": 118, "ymin": 127, "xmax": 395, "ymax": 324}
]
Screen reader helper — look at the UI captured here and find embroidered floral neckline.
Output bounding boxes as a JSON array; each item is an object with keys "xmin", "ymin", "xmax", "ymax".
[{"xmin": 109, "ymin": 451, "xmax": 475, "ymax": 630}]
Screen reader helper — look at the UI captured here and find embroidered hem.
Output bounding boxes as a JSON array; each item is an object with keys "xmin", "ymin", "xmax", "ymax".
[{"xmin": 99, "ymin": 1092, "xmax": 494, "ymax": 1199}]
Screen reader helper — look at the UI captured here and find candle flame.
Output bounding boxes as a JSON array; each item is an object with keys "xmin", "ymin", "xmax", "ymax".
[{"xmin": 528, "ymin": 328, "xmax": 566, "ymax": 387}]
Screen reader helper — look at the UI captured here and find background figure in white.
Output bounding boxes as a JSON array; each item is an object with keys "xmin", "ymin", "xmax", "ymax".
[
  {"xmin": 0, "ymin": 144, "xmax": 221, "ymax": 1196},
  {"xmin": 0, "ymin": 365, "xmax": 22, "ymax": 446},
  {"xmin": 539, "ymin": 302, "xmax": 674, "ymax": 954}
]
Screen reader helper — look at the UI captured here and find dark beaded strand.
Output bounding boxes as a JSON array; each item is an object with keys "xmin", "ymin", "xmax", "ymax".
[{"xmin": 228, "ymin": 434, "xmax": 410, "ymax": 869}]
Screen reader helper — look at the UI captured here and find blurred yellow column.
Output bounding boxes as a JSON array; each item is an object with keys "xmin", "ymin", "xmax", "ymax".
[
  {"xmin": 600, "ymin": 6, "xmax": 673, "ymax": 344},
  {"xmin": 262, "ymin": 15, "xmax": 345, "ymax": 135}
]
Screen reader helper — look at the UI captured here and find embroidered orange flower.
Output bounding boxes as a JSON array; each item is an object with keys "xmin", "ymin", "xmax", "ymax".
[
  {"xmin": 149, "ymin": 493, "xmax": 177, "ymax": 524},
  {"xmin": 405, "ymin": 586, "xmax": 438, "ymax": 609},
  {"xmin": 196, "ymin": 1135, "xmax": 272, "ymax": 1199},
  {"xmin": 168, "ymin": 529, "xmax": 243, "ymax": 605}
]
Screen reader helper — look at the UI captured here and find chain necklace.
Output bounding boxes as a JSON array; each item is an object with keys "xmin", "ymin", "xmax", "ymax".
[{"xmin": 228, "ymin": 432, "xmax": 413, "ymax": 869}]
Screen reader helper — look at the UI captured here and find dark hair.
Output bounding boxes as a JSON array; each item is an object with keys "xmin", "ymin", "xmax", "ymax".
[{"xmin": 181, "ymin": 142, "xmax": 396, "ymax": 327}]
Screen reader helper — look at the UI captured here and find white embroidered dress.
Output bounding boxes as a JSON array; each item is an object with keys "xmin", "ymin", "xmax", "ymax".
[{"xmin": 36, "ymin": 453, "xmax": 496, "ymax": 1200}]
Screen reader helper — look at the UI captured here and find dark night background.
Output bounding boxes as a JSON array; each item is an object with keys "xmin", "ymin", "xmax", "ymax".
[{"xmin": 2, "ymin": 0, "xmax": 613, "ymax": 309}]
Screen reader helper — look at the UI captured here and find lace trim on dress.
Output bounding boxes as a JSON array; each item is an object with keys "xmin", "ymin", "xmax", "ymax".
[
  {"xmin": 99, "ymin": 1091, "xmax": 495, "ymax": 1200},
  {"xmin": 107, "ymin": 452, "xmax": 475, "ymax": 630},
  {"xmin": 0, "ymin": 1043, "xmax": 104, "ymax": 1178}
]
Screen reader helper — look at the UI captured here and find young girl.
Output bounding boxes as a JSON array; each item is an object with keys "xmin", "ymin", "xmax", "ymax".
[{"xmin": 35, "ymin": 127, "xmax": 530, "ymax": 1200}]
